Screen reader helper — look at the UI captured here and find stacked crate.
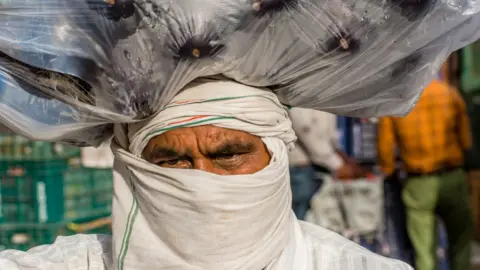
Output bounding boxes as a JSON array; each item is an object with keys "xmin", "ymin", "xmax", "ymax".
[
  {"xmin": 351, "ymin": 118, "xmax": 378, "ymax": 164},
  {"xmin": 0, "ymin": 134, "xmax": 113, "ymax": 251},
  {"xmin": 339, "ymin": 117, "xmax": 378, "ymax": 164}
]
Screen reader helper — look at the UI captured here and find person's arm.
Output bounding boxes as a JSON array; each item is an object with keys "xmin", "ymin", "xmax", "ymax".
[
  {"xmin": 377, "ymin": 117, "xmax": 396, "ymax": 176},
  {"xmin": 336, "ymin": 149, "xmax": 356, "ymax": 165},
  {"xmin": 289, "ymin": 109, "xmax": 344, "ymax": 172},
  {"xmin": 326, "ymin": 115, "xmax": 368, "ymax": 177}
]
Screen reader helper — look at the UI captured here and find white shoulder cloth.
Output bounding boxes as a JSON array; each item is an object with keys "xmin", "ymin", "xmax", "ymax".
[{"xmin": 0, "ymin": 223, "xmax": 412, "ymax": 270}]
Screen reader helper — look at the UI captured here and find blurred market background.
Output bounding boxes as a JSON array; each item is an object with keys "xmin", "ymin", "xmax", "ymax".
[
  {"xmin": 0, "ymin": 42, "xmax": 480, "ymax": 270},
  {"xmin": 0, "ymin": 136, "xmax": 114, "ymax": 250},
  {"xmin": 307, "ymin": 41, "xmax": 480, "ymax": 270}
]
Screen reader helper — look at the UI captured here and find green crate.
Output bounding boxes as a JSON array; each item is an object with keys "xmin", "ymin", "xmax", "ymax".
[
  {"xmin": 0, "ymin": 218, "xmax": 112, "ymax": 251},
  {"xmin": 0, "ymin": 134, "xmax": 81, "ymax": 161},
  {"xmin": 0, "ymin": 223, "xmax": 64, "ymax": 251},
  {"xmin": 0, "ymin": 160, "xmax": 70, "ymax": 223},
  {"xmin": 63, "ymin": 168, "xmax": 113, "ymax": 221},
  {"xmin": 460, "ymin": 41, "xmax": 480, "ymax": 94},
  {"xmin": 0, "ymin": 160, "xmax": 113, "ymax": 224}
]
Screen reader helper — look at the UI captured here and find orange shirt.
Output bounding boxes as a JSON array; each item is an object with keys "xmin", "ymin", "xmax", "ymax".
[{"xmin": 377, "ymin": 80, "xmax": 472, "ymax": 175}]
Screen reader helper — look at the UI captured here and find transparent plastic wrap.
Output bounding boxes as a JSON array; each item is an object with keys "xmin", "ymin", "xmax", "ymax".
[{"xmin": 0, "ymin": 0, "xmax": 479, "ymax": 146}]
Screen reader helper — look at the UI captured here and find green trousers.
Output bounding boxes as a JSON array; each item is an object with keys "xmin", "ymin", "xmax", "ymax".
[{"xmin": 402, "ymin": 169, "xmax": 473, "ymax": 270}]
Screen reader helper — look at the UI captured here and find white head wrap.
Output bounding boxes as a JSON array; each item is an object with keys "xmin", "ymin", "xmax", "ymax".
[
  {"xmin": 111, "ymin": 79, "xmax": 307, "ymax": 270},
  {"xmin": 127, "ymin": 78, "xmax": 297, "ymax": 155}
]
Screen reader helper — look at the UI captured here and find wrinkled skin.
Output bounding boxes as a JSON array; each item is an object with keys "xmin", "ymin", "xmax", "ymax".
[{"xmin": 143, "ymin": 125, "xmax": 271, "ymax": 175}]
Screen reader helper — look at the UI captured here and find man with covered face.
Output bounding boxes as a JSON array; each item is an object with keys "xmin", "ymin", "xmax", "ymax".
[{"xmin": 0, "ymin": 79, "xmax": 412, "ymax": 270}]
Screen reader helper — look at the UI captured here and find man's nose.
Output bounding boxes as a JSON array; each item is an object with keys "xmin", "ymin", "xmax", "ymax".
[{"xmin": 193, "ymin": 158, "xmax": 229, "ymax": 175}]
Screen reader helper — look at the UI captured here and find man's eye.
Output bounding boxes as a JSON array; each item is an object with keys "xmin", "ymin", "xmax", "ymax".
[
  {"xmin": 213, "ymin": 153, "xmax": 238, "ymax": 160},
  {"xmin": 158, "ymin": 159, "xmax": 180, "ymax": 166},
  {"xmin": 166, "ymin": 159, "xmax": 179, "ymax": 165},
  {"xmin": 155, "ymin": 158, "xmax": 191, "ymax": 169}
]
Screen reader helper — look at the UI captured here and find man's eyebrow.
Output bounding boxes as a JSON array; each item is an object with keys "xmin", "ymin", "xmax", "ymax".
[
  {"xmin": 145, "ymin": 147, "xmax": 180, "ymax": 160},
  {"xmin": 208, "ymin": 141, "xmax": 255, "ymax": 155}
]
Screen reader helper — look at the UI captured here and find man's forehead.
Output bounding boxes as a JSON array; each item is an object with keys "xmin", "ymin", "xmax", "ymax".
[{"xmin": 145, "ymin": 126, "xmax": 259, "ymax": 156}]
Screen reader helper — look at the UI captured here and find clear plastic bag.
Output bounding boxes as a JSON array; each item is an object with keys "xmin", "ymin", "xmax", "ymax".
[
  {"xmin": 0, "ymin": 0, "xmax": 479, "ymax": 145},
  {"xmin": 306, "ymin": 176, "xmax": 384, "ymax": 235}
]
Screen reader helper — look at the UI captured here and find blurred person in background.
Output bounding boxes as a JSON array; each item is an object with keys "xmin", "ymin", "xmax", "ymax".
[
  {"xmin": 377, "ymin": 79, "xmax": 473, "ymax": 270},
  {"xmin": 288, "ymin": 107, "xmax": 367, "ymax": 220}
]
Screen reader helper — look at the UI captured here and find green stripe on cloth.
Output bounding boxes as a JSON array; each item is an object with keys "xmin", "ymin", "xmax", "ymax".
[
  {"xmin": 118, "ymin": 199, "xmax": 139, "ymax": 270},
  {"xmin": 144, "ymin": 116, "xmax": 235, "ymax": 140}
]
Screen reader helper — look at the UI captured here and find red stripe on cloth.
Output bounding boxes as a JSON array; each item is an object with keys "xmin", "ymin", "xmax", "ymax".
[{"xmin": 168, "ymin": 115, "xmax": 212, "ymax": 125}]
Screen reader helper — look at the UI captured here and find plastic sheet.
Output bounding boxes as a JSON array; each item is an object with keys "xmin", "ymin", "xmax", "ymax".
[{"xmin": 0, "ymin": 0, "xmax": 479, "ymax": 146}]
